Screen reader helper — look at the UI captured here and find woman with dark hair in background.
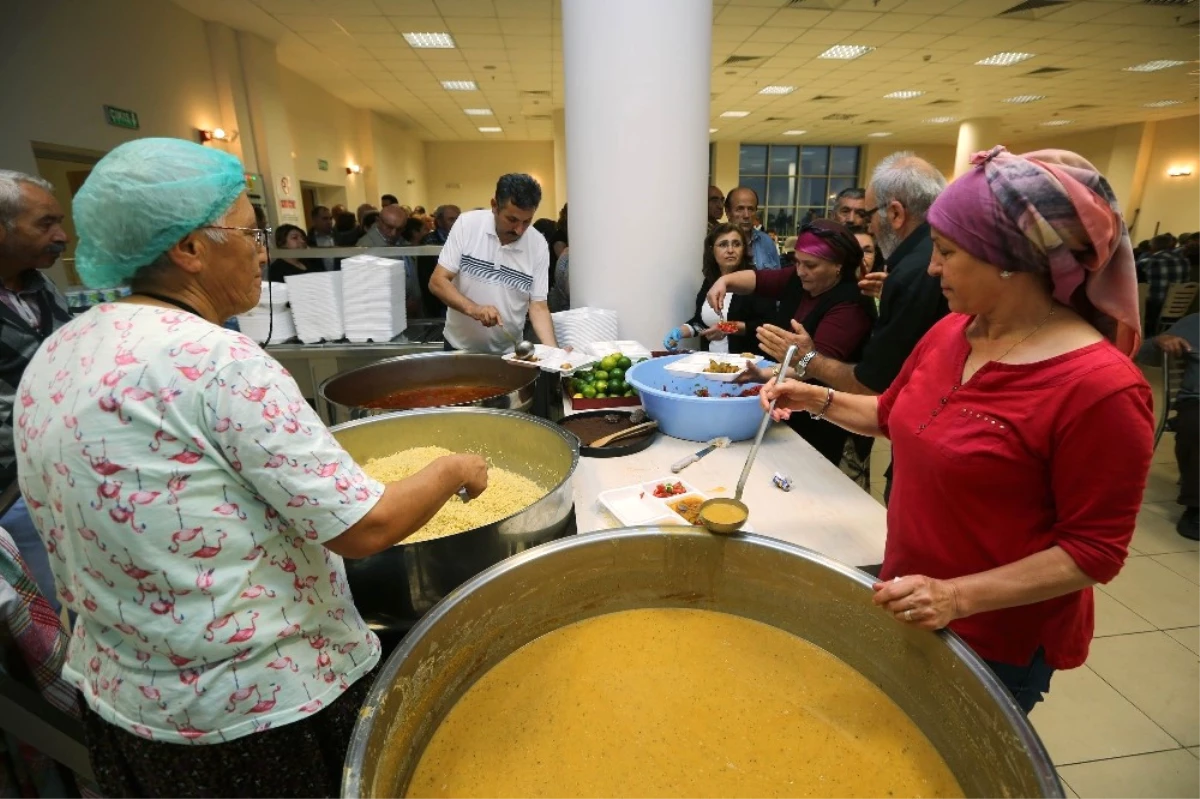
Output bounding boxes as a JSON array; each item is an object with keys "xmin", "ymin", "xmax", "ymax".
[
  {"xmin": 267, "ymin": 223, "xmax": 326, "ymax": 282},
  {"xmin": 663, "ymin": 222, "xmax": 774, "ymax": 356},
  {"xmin": 709, "ymin": 219, "xmax": 877, "ymax": 463}
]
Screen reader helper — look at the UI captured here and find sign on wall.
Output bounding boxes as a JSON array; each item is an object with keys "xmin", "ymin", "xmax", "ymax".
[
  {"xmin": 103, "ymin": 105, "xmax": 139, "ymax": 130},
  {"xmin": 317, "ymin": 159, "xmax": 329, "ymax": 171}
]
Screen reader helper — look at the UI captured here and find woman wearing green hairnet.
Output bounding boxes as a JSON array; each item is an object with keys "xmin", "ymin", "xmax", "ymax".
[{"xmin": 13, "ymin": 138, "xmax": 488, "ymax": 797}]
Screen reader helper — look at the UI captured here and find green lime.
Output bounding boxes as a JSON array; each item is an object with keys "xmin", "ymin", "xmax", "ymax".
[
  {"xmin": 600, "ymin": 355, "xmax": 619, "ymax": 371},
  {"xmin": 595, "ymin": 392, "xmax": 608, "ymax": 399},
  {"xmin": 623, "ymin": 389, "xmax": 635, "ymax": 397},
  {"xmin": 572, "ymin": 393, "xmax": 583, "ymax": 399},
  {"xmin": 593, "ymin": 370, "xmax": 609, "ymax": 381},
  {"xmin": 594, "ymin": 380, "xmax": 609, "ymax": 394},
  {"xmin": 609, "ymin": 367, "xmax": 624, "ymax": 381},
  {"xmin": 581, "ymin": 385, "xmax": 597, "ymax": 398},
  {"xmin": 617, "ymin": 356, "xmax": 632, "ymax": 369},
  {"xmin": 608, "ymin": 379, "xmax": 624, "ymax": 393},
  {"xmin": 577, "ymin": 370, "xmax": 593, "ymax": 383}
]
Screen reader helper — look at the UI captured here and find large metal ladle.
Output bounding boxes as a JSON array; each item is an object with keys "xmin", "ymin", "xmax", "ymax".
[
  {"xmin": 699, "ymin": 344, "xmax": 798, "ymax": 535},
  {"xmin": 500, "ymin": 327, "xmax": 536, "ymax": 360}
]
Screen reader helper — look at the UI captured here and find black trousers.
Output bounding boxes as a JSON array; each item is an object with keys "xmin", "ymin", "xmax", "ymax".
[
  {"xmin": 1176, "ymin": 398, "xmax": 1198, "ymax": 508},
  {"xmin": 984, "ymin": 647, "xmax": 1055, "ymax": 715}
]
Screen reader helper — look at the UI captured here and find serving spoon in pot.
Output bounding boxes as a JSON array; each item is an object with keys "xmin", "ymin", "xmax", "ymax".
[
  {"xmin": 699, "ymin": 344, "xmax": 798, "ymax": 535},
  {"xmin": 499, "ymin": 326, "xmax": 536, "ymax": 360}
]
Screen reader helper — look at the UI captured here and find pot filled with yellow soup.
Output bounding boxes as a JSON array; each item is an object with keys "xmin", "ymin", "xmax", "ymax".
[
  {"xmin": 329, "ymin": 408, "xmax": 579, "ymax": 643},
  {"xmin": 342, "ymin": 527, "xmax": 1062, "ymax": 798}
]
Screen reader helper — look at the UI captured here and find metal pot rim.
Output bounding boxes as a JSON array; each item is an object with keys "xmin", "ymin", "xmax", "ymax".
[
  {"xmin": 318, "ymin": 351, "xmax": 534, "ymax": 401},
  {"xmin": 342, "ymin": 526, "xmax": 1059, "ymax": 797}
]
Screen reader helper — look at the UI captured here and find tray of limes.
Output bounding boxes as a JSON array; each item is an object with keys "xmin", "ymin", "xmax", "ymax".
[{"xmin": 566, "ymin": 352, "xmax": 646, "ymax": 407}]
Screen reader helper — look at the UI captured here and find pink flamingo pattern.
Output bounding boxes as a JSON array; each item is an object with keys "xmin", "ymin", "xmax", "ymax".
[{"xmin": 14, "ymin": 304, "xmax": 383, "ymax": 744}]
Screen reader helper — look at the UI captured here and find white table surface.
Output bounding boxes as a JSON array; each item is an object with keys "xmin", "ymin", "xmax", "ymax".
[{"xmin": 570, "ymin": 420, "xmax": 888, "ymax": 569}]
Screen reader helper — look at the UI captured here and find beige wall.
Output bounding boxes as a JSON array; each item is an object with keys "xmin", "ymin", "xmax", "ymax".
[
  {"xmin": 0, "ymin": 0, "xmax": 224, "ymax": 174},
  {"xmin": 1135, "ymin": 115, "xmax": 1200, "ymax": 239},
  {"xmin": 424, "ymin": 142, "xmax": 557, "ymax": 215},
  {"xmin": 278, "ymin": 68, "xmax": 366, "ymax": 210},
  {"xmin": 369, "ymin": 114, "xmax": 428, "ymax": 209}
]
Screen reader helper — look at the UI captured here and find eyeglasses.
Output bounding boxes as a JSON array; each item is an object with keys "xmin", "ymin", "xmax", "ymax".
[{"xmin": 204, "ymin": 225, "xmax": 273, "ymax": 249}]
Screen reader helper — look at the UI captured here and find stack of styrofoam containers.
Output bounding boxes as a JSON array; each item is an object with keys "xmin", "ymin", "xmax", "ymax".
[
  {"xmin": 339, "ymin": 255, "xmax": 407, "ymax": 343},
  {"xmin": 285, "ymin": 271, "xmax": 344, "ymax": 343},
  {"xmin": 236, "ymin": 282, "xmax": 296, "ymax": 345},
  {"xmin": 551, "ymin": 307, "xmax": 620, "ymax": 350}
]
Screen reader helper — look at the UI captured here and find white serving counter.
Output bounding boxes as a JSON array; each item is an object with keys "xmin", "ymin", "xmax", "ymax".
[{"xmin": 571, "ymin": 423, "xmax": 888, "ymax": 569}]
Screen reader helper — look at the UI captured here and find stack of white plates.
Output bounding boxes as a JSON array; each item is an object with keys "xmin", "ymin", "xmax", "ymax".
[
  {"xmin": 551, "ymin": 307, "xmax": 619, "ymax": 350},
  {"xmin": 285, "ymin": 272, "xmax": 344, "ymax": 343},
  {"xmin": 339, "ymin": 255, "xmax": 407, "ymax": 343},
  {"xmin": 236, "ymin": 282, "xmax": 295, "ymax": 345}
]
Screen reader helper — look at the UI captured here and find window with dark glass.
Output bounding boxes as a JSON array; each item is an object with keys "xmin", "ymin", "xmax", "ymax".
[{"xmin": 737, "ymin": 144, "xmax": 861, "ymax": 237}]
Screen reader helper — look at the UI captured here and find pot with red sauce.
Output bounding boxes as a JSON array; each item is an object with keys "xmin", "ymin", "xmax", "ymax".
[{"xmin": 319, "ymin": 353, "xmax": 538, "ymax": 424}]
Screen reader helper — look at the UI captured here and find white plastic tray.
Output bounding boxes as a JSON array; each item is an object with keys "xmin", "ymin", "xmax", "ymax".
[
  {"xmin": 664, "ymin": 352, "xmax": 764, "ymax": 382},
  {"xmin": 502, "ymin": 344, "xmax": 596, "ymax": 375},
  {"xmin": 584, "ymin": 340, "xmax": 653, "ymax": 361},
  {"xmin": 597, "ymin": 477, "xmax": 707, "ymax": 527}
]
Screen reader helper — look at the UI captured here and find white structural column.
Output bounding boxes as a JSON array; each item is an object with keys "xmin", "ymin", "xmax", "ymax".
[
  {"xmin": 562, "ymin": 0, "xmax": 713, "ymax": 347},
  {"xmin": 553, "ymin": 108, "xmax": 567, "ymax": 211},
  {"xmin": 953, "ymin": 118, "xmax": 1002, "ymax": 178}
]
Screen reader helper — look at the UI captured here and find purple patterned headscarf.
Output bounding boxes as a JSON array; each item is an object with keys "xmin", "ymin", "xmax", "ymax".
[{"xmin": 927, "ymin": 145, "xmax": 1141, "ymax": 356}]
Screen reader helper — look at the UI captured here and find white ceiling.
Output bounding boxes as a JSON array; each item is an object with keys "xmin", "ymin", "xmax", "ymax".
[{"xmin": 171, "ymin": 0, "xmax": 1199, "ymax": 143}]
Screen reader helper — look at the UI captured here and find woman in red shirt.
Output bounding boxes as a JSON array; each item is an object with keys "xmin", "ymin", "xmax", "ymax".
[
  {"xmin": 709, "ymin": 220, "xmax": 876, "ymax": 464},
  {"xmin": 760, "ymin": 146, "xmax": 1152, "ymax": 713}
]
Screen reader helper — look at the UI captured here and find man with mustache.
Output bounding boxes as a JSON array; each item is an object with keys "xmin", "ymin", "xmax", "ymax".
[{"xmin": 0, "ymin": 170, "xmax": 72, "ymax": 607}]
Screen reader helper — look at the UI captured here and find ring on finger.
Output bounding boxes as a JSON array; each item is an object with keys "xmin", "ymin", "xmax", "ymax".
[{"xmin": 903, "ymin": 608, "xmax": 913, "ymax": 622}]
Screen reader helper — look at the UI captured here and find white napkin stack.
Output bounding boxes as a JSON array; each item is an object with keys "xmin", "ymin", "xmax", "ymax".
[
  {"xmin": 236, "ymin": 282, "xmax": 296, "ymax": 345},
  {"xmin": 551, "ymin": 307, "xmax": 620, "ymax": 350},
  {"xmin": 339, "ymin": 255, "xmax": 407, "ymax": 343},
  {"xmin": 285, "ymin": 271, "xmax": 345, "ymax": 343}
]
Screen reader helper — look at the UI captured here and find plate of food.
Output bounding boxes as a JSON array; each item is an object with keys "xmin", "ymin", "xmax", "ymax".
[
  {"xmin": 663, "ymin": 352, "xmax": 764, "ymax": 382},
  {"xmin": 502, "ymin": 345, "xmax": 595, "ymax": 375},
  {"xmin": 597, "ymin": 477, "xmax": 754, "ymax": 530}
]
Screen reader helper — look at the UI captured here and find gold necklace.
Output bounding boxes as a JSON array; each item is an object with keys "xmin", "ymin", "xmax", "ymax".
[{"xmin": 991, "ymin": 305, "xmax": 1057, "ymax": 364}]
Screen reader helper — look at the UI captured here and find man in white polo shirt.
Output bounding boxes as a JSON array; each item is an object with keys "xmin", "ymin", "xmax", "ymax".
[{"xmin": 429, "ymin": 174, "xmax": 559, "ymax": 353}]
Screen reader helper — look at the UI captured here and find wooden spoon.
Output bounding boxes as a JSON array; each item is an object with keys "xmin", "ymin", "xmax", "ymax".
[{"xmin": 589, "ymin": 421, "xmax": 658, "ymax": 448}]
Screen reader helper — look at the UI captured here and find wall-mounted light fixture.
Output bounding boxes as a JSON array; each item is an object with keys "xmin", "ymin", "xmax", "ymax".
[
  {"xmin": 1168, "ymin": 165, "xmax": 1193, "ymax": 177},
  {"xmin": 346, "ymin": 163, "xmax": 362, "ymax": 175},
  {"xmin": 198, "ymin": 127, "xmax": 237, "ymax": 144}
]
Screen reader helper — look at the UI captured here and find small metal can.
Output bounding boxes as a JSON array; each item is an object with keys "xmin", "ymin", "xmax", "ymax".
[{"xmin": 772, "ymin": 472, "xmax": 793, "ymax": 492}]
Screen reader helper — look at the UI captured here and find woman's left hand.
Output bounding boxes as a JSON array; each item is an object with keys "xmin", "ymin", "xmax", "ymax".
[
  {"xmin": 757, "ymin": 321, "xmax": 813, "ymax": 365},
  {"xmin": 701, "ymin": 326, "xmax": 727, "ymax": 342},
  {"xmin": 871, "ymin": 575, "xmax": 962, "ymax": 631}
]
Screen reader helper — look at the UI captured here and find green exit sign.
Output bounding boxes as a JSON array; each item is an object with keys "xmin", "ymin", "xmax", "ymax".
[
  {"xmin": 103, "ymin": 105, "xmax": 139, "ymax": 130},
  {"xmin": 317, "ymin": 159, "xmax": 329, "ymax": 171}
]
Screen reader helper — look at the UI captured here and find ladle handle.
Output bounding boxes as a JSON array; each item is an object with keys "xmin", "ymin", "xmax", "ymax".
[{"xmin": 734, "ymin": 344, "xmax": 798, "ymax": 502}]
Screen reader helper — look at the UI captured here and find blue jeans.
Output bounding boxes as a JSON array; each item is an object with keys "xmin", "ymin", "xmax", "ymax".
[
  {"xmin": 2, "ymin": 497, "xmax": 59, "ymax": 611},
  {"xmin": 985, "ymin": 647, "xmax": 1054, "ymax": 714}
]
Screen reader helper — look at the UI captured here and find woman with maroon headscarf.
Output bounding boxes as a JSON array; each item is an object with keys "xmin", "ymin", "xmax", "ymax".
[
  {"xmin": 759, "ymin": 146, "xmax": 1153, "ymax": 713},
  {"xmin": 707, "ymin": 219, "xmax": 876, "ymax": 463}
]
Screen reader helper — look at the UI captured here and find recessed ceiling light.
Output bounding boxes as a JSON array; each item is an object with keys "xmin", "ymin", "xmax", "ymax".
[
  {"xmin": 478, "ymin": 126, "xmax": 502, "ymax": 133},
  {"xmin": 924, "ymin": 116, "xmax": 957, "ymax": 124},
  {"xmin": 1124, "ymin": 60, "xmax": 1186, "ymax": 72},
  {"xmin": 403, "ymin": 32, "xmax": 455, "ymax": 49},
  {"xmin": 1003, "ymin": 94, "xmax": 1046, "ymax": 104},
  {"xmin": 463, "ymin": 108, "xmax": 492, "ymax": 115},
  {"xmin": 720, "ymin": 111, "xmax": 750, "ymax": 118},
  {"xmin": 1144, "ymin": 99, "xmax": 1184, "ymax": 107},
  {"xmin": 868, "ymin": 132, "xmax": 894, "ymax": 137},
  {"xmin": 709, "ymin": 128, "xmax": 718, "ymax": 133},
  {"xmin": 818, "ymin": 44, "xmax": 875, "ymax": 60},
  {"xmin": 783, "ymin": 129, "xmax": 807, "ymax": 136},
  {"xmin": 883, "ymin": 90, "xmax": 925, "ymax": 99},
  {"xmin": 441, "ymin": 80, "xmax": 477, "ymax": 91},
  {"xmin": 758, "ymin": 85, "xmax": 795, "ymax": 95},
  {"xmin": 1040, "ymin": 119, "xmax": 1072, "ymax": 126},
  {"xmin": 975, "ymin": 52, "xmax": 1035, "ymax": 66}
]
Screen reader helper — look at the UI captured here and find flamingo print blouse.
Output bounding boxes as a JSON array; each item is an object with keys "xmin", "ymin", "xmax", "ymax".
[{"xmin": 15, "ymin": 303, "xmax": 384, "ymax": 744}]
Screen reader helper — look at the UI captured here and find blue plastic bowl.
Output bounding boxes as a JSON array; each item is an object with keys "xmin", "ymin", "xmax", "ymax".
[{"xmin": 626, "ymin": 355, "xmax": 769, "ymax": 442}]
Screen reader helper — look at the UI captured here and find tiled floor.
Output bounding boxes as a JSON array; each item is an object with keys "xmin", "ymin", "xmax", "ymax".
[{"xmin": 867, "ymin": 423, "xmax": 1199, "ymax": 798}]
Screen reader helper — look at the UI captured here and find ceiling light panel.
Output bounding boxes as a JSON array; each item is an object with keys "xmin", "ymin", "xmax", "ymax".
[
  {"xmin": 1040, "ymin": 119, "xmax": 1072, "ymax": 126},
  {"xmin": 478, "ymin": 126, "xmax": 502, "ymax": 133},
  {"xmin": 782, "ymin": 129, "xmax": 806, "ymax": 135},
  {"xmin": 868, "ymin": 132, "xmax": 894, "ymax": 137},
  {"xmin": 884, "ymin": 90, "xmax": 925, "ymax": 99},
  {"xmin": 758, "ymin": 85, "xmax": 796, "ymax": 95},
  {"xmin": 1144, "ymin": 99, "xmax": 1183, "ymax": 107},
  {"xmin": 924, "ymin": 116, "xmax": 957, "ymax": 124},
  {"xmin": 818, "ymin": 44, "xmax": 875, "ymax": 60},
  {"xmin": 1003, "ymin": 94, "xmax": 1046, "ymax": 104},
  {"xmin": 403, "ymin": 32, "xmax": 455, "ymax": 49},
  {"xmin": 720, "ymin": 111, "xmax": 750, "ymax": 118},
  {"xmin": 1124, "ymin": 60, "xmax": 1186, "ymax": 72},
  {"xmin": 463, "ymin": 108, "xmax": 492, "ymax": 115},
  {"xmin": 976, "ymin": 52, "xmax": 1035, "ymax": 66},
  {"xmin": 441, "ymin": 80, "xmax": 478, "ymax": 91}
]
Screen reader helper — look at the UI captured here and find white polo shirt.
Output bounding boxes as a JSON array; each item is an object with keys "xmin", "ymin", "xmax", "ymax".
[{"xmin": 439, "ymin": 209, "xmax": 550, "ymax": 354}]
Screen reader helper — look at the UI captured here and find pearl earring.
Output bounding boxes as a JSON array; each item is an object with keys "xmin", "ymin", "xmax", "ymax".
[{"xmin": 1000, "ymin": 270, "xmax": 1013, "ymax": 279}]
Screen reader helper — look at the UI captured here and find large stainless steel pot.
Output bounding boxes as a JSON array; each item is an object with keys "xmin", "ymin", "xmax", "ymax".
[
  {"xmin": 320, "ymin": 352, "xmax": 538, "ymax": 424},
  {"xmin": 344, "ymin": 528, "xmax": 1062, "ymax": 798},
  {"xmin": 329, "ymin": 408, "xmax": 578, "ymax": 637}
]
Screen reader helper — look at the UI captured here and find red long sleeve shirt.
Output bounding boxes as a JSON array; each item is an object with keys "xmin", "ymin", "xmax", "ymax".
[{"xmin": 877, "ymin": 314, "xmax": 1154, "ymax": 669}]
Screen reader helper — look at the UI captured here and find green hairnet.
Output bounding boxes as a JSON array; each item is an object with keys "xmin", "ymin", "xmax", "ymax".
[{"xmin": 73, "ymin": 138, "xmax": 247, "ymax": 288}]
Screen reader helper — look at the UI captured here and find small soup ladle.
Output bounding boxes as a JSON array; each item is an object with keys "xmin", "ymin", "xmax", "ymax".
[{"xmin": 699, "ymin": 344, "xmax": 798, "ymax": 535}]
